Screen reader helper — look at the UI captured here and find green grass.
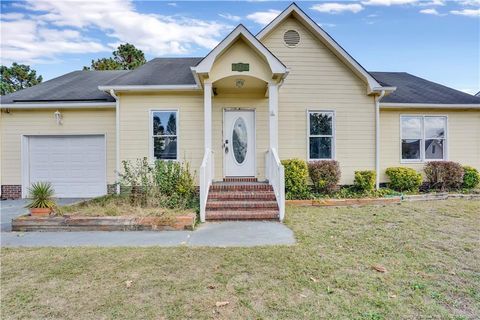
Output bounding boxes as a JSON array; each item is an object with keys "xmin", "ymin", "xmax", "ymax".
[{"xmin": 2, "ymin": 199, "xmax": 479, "ymax": 319}]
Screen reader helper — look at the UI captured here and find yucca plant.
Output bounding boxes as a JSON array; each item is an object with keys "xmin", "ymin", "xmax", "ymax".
[{"xmin": 26, "ymin": 182, "xmax": 56, "ymax": 214}]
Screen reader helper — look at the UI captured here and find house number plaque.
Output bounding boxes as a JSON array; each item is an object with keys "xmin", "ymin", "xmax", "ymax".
[{"xmin": 232, "ymin": 63, "xmax": 249, "ymax": 72}]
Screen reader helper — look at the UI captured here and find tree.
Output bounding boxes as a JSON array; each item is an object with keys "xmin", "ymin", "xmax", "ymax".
[
  {"xmin": 1, "ymin": 63, "xmax": 43, "ymax": 95},
  {"xmin": 84, "ymin": 43, "xmax": 146, "ymax": 71}
]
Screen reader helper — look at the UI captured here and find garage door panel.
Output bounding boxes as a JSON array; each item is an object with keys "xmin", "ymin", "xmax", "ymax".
[{"xmin": 28, "ymin": 135, "xmax": 106, "ymax": 198}]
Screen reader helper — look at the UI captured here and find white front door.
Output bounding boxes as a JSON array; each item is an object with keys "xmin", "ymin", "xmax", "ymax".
[{"xmin": 224, "ymin": 110, "xmax": 256, "ymax": 177}]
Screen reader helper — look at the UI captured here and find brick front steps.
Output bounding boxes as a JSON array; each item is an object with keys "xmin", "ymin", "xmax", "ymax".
[
  {"xmin": 206, "ymin": 180, "xmax": 279, "ymax": 221},
  {"xmin": 12, "ymin": 214, "xmax": 196, "ymax": 232}
]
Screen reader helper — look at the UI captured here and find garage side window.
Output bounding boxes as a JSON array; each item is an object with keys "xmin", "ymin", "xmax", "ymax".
[
  {"xmin": 308, "ymin": 111, "xmax": 335, "ymax": 160},
  {"xmin": 401, "ymin": 115, "xmax": 447, "ymax": 162},
  {"xmin": 151, "ymin": 110, "xmax": 178, "ymax": 160}
]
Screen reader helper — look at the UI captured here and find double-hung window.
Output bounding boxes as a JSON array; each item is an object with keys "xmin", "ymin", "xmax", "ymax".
[
  {"xmin": 401, "ymin": 115, "xmax": 447, "ymax": 162},
  {"xmin": 308, "ymin": 111, "xmax": 335, "ymax": 160},
  {"xmin": 151, "ymin": 110, "xmax": 178, "ymax": 160}
]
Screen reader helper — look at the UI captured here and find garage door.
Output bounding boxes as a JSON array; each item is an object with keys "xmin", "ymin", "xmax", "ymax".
[{"xmin": 27, "ymin": 135, "xmax": 106, "ymax": 198}]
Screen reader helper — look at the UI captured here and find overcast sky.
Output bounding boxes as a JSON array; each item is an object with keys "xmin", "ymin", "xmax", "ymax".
[{"xmin": 1, "ymin": 0, "xmax": 479, "ymax": 94}]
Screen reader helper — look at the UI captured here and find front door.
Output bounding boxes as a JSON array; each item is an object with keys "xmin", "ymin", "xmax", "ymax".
[{"xmin": 224, "ymin": 110, "xmax": 256, "ymax": 177}]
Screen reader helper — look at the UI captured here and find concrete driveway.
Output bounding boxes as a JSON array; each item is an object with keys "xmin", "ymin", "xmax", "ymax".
[{"xmin": 0, "ymin": 199, "xmax": 295, "ymax": 247}]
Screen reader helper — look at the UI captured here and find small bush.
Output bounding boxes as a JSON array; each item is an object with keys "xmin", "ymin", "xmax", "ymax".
[
  {"xmin": 120, "ymin": 157, "xmax": 197, "ymax": 209},
  {"xmin": 354, "ymin": 170, "xmax": 376, "ymax": 193},
  {"xmin": 385, "ymin": 167, "xmax": 423, "ymax": 192},
  {"xmin": 308, "ymin": 160, "xmax": 341, "ymax": 194},
  {"xmin": 26, "ymin": 181, "xmax": 56, "ymax": 209},
  {"xmin": 424, "ymin": 161, "xmax": 464, "ymax": 191},
  {"xmin": 281, "ymin": 159, "xmax": 310, "ymax": 199},
  {"xmin": 462, "ymin": 166, "xmax": 480, "ymax": 189}
]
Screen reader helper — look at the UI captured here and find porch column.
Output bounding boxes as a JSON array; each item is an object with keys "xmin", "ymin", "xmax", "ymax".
[
  {"xmin": 268, "ymin": 82, "xmax": 279, "ymax": 151},
  {"xmin": 204, "ymin": 82, "xmax": 212, "ymax": 151}
]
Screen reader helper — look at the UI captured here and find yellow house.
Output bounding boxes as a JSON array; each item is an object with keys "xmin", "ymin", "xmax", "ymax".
[{"xmin": 1, "ymin": 3, "xmax": 479, "ymax": 222}]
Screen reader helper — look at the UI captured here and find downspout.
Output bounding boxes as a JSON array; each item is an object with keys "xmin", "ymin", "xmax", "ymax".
[
  {"xmin": 375, "ymin": 90, "xmax": 385, "ymax": 190},
  {"xmin": 110, "ymin": 89, "xmax": 120, "ymax": 194}
]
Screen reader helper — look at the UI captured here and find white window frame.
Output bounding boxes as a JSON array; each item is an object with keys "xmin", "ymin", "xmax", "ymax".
[
  {"xmin": 307, "ymin": 110, "xmax": 336, "ymax": 161},
  {"xmin": 400, "ymin": 115, "xmax": 448, "ymax": 163},
  {"xmin": 149, "ymin": 109, "xmax": 179, "ymax": 161}
]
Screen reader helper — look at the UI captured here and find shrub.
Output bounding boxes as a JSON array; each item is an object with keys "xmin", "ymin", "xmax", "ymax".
[
  {"xmin": 120, "ymin": 157, "xmax": 197, "ymax": 209},
  {"xmin": 424, "ymin": 161, "xmax": 464, "ymax": 191},
  {"xmin": 354, "ymin": 170, "xmax": 376, "ymax": 193},
  {"xmin": 308, "ymin": 160, "xmax": 341, "ymax": 194},
  {"xmin": 385, "ymin": 167, "xmax": 423, "ymax": 192},
  {"xmin": 26, "ymin": 181, "xmax": 56, "ymax": 209},
  {"xmin": 281, "ymin": 159, "xmax": 310, "ymax": 199},
  {"xmin": 462, "ymin": 166, "xmax": 480, "ymax": 189}
]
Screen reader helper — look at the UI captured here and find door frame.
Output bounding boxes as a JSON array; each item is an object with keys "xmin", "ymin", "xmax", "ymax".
[
  {"xmin": 222, "ymin": 108, "xmax": 257, "ymax": 177},
  {"xmin": 21, "ymin": 133, "xmax": 108, "ymax": 198}
]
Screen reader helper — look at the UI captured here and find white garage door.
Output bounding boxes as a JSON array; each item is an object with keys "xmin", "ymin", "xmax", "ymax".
[{"xmin": 27, "ymin": 135, "xmax": 106, "ymax": 198}]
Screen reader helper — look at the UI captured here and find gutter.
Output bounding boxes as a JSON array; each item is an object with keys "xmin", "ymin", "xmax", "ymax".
[
  {"xmin": 98, "ymin": 85, "xmax": 201, "ymax": 92},
  {"xmin": 375, "ymin": 90, "xmax": 386, "ymax": 190},
  {"xmin": 109, "ymin": 89, "xmax": 121, "ymax": 195},
  {"xmin": 0, "ymin": 102, "xmax": 115, "ymax": 109},
  {"xmin": 380, "ymin": 103, "xmax": 480, "ymax": 109}
]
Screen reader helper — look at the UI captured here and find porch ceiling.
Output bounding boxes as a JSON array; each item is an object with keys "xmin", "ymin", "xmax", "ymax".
[{"xmin": 213, "ymin": 75, "xmax": 267, "ymax": 95}]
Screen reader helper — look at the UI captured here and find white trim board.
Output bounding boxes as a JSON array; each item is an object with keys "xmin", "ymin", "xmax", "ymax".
[
  {"xmin": 381, "ymin": 103, "xmax": 480, "ymax": 109},
  {"xmin": 1, "ymin": 102, "xmax": 115, "ymax": 109}
]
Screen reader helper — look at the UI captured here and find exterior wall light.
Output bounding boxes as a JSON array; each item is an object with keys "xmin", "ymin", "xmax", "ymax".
[
  {"xmin": 54, "ymin": 110, "xmax": 63, "ymax": 125},
  {"xmin": 235, "ymin": 79, "xmax": 245, "ymax": 88}
]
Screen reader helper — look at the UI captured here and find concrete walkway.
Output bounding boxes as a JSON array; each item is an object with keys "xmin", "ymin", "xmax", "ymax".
[{"xmin": 1, "ymin": 200, "xmax": 295, "ymax": 247}]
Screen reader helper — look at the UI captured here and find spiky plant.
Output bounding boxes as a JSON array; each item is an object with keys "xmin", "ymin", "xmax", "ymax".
[{"xmin": 26, "ymin": 182, "xmax": 56, "ymax": 209}]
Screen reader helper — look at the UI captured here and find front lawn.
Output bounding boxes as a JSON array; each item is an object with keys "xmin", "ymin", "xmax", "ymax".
[{"xmin": 2, "ymin": 199, "xmax": 479, "ymax": 319}]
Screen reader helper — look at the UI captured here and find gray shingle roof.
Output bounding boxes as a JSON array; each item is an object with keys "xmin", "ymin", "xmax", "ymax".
[
  {"xmin": 2, "ymin": 60, "xmax": 479, "ymax": 106},
  {"xmin": 103, "ymin": 57, "xmax": 202, "ymax": 86},
  {"xmin": 371, "ymin": 72, "xmax": 480, "ymax": 104},
  {"xmin": 0, "ymin": 70, "xmax": 128, "ymax": 104}
]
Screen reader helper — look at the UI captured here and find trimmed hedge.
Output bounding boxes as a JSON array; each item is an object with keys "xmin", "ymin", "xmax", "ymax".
[
  {"xmin": 385, "ymin": 167, "xmax": 423, "ymax": 192},
  {"xmin": 281, "ymin": 159, "xmax": 310, "ymax": 199},
  {"xmin": 424, "ymin": 161, "xmax": 464, "ymax": 191},
  {"xmin": 308, "ymin": 160, "xmax": 341, "ymax": 194},
  {"xmin": 463, "ymin": 166, "xmax": 480, "ymax": 189},
  {"xmin": 354, "ymin": 170, "xmax": 376, "ymax": 193}
]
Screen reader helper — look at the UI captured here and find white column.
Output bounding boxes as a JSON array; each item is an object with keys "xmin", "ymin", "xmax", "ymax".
[
  {"xmin": 268, "ymin": 82, "xmax": 279, "ymax": 151},
  {"xmin": 204, "ymin": 82, "xmax": 212, "ymax": 151}
]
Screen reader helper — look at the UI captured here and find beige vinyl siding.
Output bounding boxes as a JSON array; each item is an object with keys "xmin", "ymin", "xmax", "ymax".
[
  {"xmin": 212, "ymin": 94, "xmax": 268, "ymax": 180},
  {"xmin": 0, "ymin": 108, "xmax": 116, "ymax": 185},
  {"xmin": 380, "ymin": 109, "xmax": 480, "ymax": 182},
  {"xmin": 118, "ymin": 92, "xmax": 204, "ymax": 179},
  {"xmin": 261, "ymin": 17, "xmax": 376, "ymax": 184}
]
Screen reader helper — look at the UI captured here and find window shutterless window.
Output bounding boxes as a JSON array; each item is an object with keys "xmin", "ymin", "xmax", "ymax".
[
  {"xmin": 308, "ymin": 111, "xmax": 335, "ymax": 160},
  {"xmin": 400, "ymin": 115, "xmax": 447, "ymax": 162},
  {"xmin": 151, "ymin": 110, "xmax": 178, "ymax": 160}
]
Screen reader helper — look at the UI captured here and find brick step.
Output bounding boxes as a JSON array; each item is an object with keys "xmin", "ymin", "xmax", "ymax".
[
  {"xmin": 206, "ymin": 210, "xmax": 279, "ymax": 221},
  {"xmin": 208, "ymin": 191, "xmax": 277, "ymax": 201},
  {"xmin": 210, "ymin": 183, "xmax": 273, "ymax": 192},
  {"xmin": 206, "ymin": 200, "xmax": 279, "ymax": 211},
  {"xmin": 223, "ymin": 177, "xmax": 258, "ymax": 182}
]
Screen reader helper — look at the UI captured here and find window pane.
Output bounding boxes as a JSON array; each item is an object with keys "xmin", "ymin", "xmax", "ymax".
[
  {"xmin": 154, "ymin": 137, "xmax": 177, "ymax": 160},
  {"xmin": 401, "ymin": 117, "xmax": 422, "ymax": 139},
  {"xmin": 401, "ymin": 139, "xmax": 421, "ymax": 160},
  {"xmin": 425, "ymin": 117, "xmax": 446, "ymax": 139},
  {"xmin": 425, "ymin": 139, "xmax": 444, "ymax": 160},
  {"xmin": 310, "ymin": 137, "xmax": 332, "ymax": 159},
  {"xmin": 153, "ymin": 111, "xmax": 176, "ymax": 135},
  {"xmin": 310, "ymin": 112, "xmax": 332, "ymax": 135}
]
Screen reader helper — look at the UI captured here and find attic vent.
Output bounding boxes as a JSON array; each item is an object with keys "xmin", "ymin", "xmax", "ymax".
[{"xmin": 283, "ymin": 29, "xmax": 300, "ymax": 47}]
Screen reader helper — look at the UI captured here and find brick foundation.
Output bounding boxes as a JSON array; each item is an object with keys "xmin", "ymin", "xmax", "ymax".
[{"xmin": 1, "ymin": 185, "xmax": 22, "ymax": 199}]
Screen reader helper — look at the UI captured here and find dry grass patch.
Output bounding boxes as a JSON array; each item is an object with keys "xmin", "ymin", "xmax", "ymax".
[{"xmin": 1, "ymin": 200, "xmax": 479, "ymax": 319}]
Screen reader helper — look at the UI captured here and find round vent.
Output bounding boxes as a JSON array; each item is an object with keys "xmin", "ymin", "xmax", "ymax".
[{"xmin": 283, "ymin": 29, "xmax": 300, "ymax": 47}]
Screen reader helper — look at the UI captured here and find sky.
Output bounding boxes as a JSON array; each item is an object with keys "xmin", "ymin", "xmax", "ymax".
[{"xmin": 1, "ymin": 0, "xmax": 479, "ymax": 94}]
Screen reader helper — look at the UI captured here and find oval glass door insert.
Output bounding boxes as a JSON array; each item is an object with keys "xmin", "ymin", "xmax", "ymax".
[{"xmin": 232, "ymin": 117, "xmax": 248, "ymax": 164}]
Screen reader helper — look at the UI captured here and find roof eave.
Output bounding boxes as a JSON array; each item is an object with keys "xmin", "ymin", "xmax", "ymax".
[
  {"xmin": 98, "ymin": 85, "xmax": 201, "ymax": 92},
  {"xmin": 0, "ymin": 102, "xmax": 116, "ymax": 109},
  {"xmin": 380, "ymin": 102, "xmax": 480, "ymax": 109}
]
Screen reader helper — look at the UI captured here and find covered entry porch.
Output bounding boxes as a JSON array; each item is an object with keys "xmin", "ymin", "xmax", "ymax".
[{"xmin": 191, "ymin": 25, "xmax": 289, "ymax": 222}]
